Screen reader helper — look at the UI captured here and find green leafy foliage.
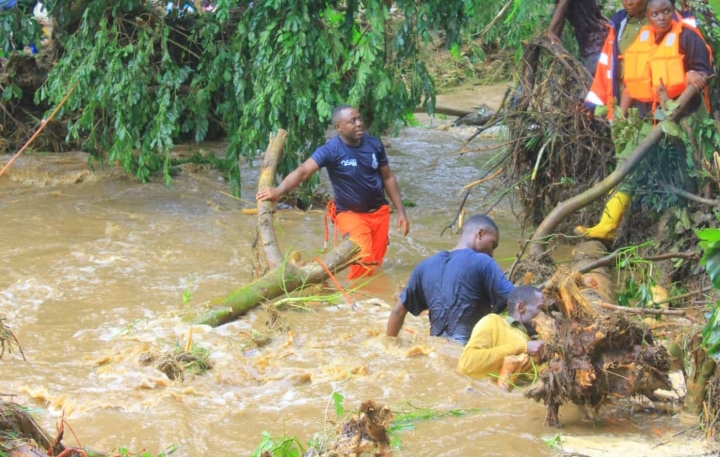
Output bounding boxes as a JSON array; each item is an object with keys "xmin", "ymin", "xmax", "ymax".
[
  {"xmin": 698, "ymin": 223, "xmax": 720, "ymax": 291},
  {"xmin": 332, "ymin": 391, "xmax": 345, "ymax": 417},
  {"xmin": 613, "ymin": 241, "xmax": 673, "ymax": 309},
  {"xmin": 697, "ymin": 216, "xmax": 720, "ymax": 360},
  {"xmin": 116, "ymin": 444, "xmax": 179, "ymax": 456},
  {"xmin": 30, "ymin": 0, "xmax": 463, "ymax": 192},
  {"xmin": 542, "ymin": 433, "xmax": 562, "ymax": 449},
  {"xmin": 252, "ymin": 431, "xmax": 305, "ymax": 457},
  {"xmin": 387, "ymin": 403, "xmax": 480, "ymax": 449},
  {"xmin": 0, "ymin": 1, "xmax": 43, "ymax": 57},
  {"xmin": 2, "ymin": 0, "xmax": 565, "ymax": 190},
  {"xmin": 617, "ymin": 276, "xmax": 656, "ymax": 308}
]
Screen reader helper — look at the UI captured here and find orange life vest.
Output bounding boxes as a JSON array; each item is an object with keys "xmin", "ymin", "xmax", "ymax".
[
  {"xmin": 585, "ymin": 23, "xmax": 616, "ymax": 119},
  {"xmin": 585, "ymin": 12, "xmax": 708, "ymax": 121},
  {"xmin": 623, "ymin": 20, "xmax": 712, "ymax": 106}
]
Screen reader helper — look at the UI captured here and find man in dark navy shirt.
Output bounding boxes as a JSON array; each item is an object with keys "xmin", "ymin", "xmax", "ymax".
[
  {"xmin": 386, "ymin": 214, "xmax": 514, "ymax": 345},
  {"xmin": 256, "ymin": 105, "xmax": 409, "ymax": 280},
  {"xmin": 547, "ymin": 0, "xmax": 608, "ymax": 74}
]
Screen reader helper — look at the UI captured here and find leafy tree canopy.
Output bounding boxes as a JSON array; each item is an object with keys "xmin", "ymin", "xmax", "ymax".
[
  {"xmin": 3, "ymin": 0, "xmax": 482, "ymax": 191},
  {"xmin": 0, "ymin": 0, "xmax": 566, "ymax": 191}
]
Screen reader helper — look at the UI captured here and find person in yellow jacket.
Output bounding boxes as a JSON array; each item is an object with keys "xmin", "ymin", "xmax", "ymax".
[
  {"xmin": 577, "ymin": 0, "xmax": 712, "ymax": 243},
  {"xmin": 457, "ymin": 286, "xmax": 547, "ymax": 390}
]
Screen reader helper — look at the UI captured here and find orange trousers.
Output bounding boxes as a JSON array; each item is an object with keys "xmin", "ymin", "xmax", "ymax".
[{"xmin": 335, "ymin": 205, "xmax": 390, "ymax": 280}]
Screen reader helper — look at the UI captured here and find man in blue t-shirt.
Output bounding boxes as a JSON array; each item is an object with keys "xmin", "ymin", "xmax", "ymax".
[
  {"xmin": 256, "ymin": 105, "xmax": 409, "ymax": 280},
  {"xmin": 386, "ymin": 214, "xmax": 514, "ymax": 345}
]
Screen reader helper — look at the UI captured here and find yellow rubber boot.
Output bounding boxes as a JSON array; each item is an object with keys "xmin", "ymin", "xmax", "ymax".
[{"xmin": 574, "ymin": 192, "xmax": 631, "ymax": 242}]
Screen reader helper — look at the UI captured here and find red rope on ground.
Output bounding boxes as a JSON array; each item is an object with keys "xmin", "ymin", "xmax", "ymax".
[
  {"xmin": 313, "ymin": 257, "xmax": 353, "ymax": 304},
  {"xmin": 323, "ymin": 200, "xmax": 339, "ymax": 252}
]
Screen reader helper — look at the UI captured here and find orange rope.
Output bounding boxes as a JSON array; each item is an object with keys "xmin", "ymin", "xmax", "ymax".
[
  {"xmin": 313, "ymin": 257, "xmax": 353, "ymax": 304},
  {"xmin": 0, "ymin": 80, "xmax": 79, "ymax": 178},
  {"xmin": 323, "ymin": 199, "xmax": 339, "ymax": 252}
]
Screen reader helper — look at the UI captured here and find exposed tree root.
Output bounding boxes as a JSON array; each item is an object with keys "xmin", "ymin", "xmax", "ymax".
[
  {"xmin": 524, "ymin": 241, "xmax": 672, "ymax": 427},
  {"xmin": 306, "ymin": 400, "xmax": 393, "ymax": 457},
  {"xmin": 0, "ymin": 317, "xmax": 26, "ymax": 361},
  {"xmin": 0, "ymin": 402, "xmax": 105, "ymax": 457}
]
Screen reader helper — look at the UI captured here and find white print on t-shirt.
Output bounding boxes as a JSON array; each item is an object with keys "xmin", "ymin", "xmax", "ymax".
[
  {"xmin": 371, "ymin": 153, "xmax": 378, "ymax": 169},
  {"xmin": 341, "ymin": 159, "xmax": 357, "ymax": 167}
]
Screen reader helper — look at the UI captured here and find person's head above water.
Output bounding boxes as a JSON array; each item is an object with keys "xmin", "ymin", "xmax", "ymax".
[
  {"xmin": 507, "ymin": 286, "xmax": 545, "ymax": 326},
  {"xmin": 646, "ymin": 0, "xmax": 676, "ymax": 33},
  {"xmin": 457, "ymin": 214, "xmax": 500, "ymax": 257}
]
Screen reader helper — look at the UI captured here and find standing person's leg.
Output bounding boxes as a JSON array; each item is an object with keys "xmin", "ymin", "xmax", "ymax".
[
  {"xmin": 336, "ymin": 211, "xmax": 374, "ymax": 280},
  {"xmin": 584, "ymin": 52, "xmax": 601, "ymax": 77},
  {"xmin": 368, "ymin": 205, "xmax": 391, "ymax": 271},
  {"xmin": 575, "ymin": 122, "xmax": 653, "ymax": 241}
]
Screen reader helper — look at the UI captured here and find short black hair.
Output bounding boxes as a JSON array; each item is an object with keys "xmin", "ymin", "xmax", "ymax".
[
  {"xmin": 645, "ymin": 0, "xmax": 675, "ymax": 8},
  {"xmin": 507, "ymin": 286, "xmax": 541, "ymax": 313},
  {"xmin": 332, "ymin": 105, "xmax": 355, "ymax": 125},
  {"xmin": 461, "ymin": 214, "xmax": 499, "ymax": 237}
]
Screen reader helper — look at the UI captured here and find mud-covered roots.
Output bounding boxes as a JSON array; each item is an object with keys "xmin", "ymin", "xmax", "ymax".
[
  {"xmin": 508, "ymin": 249, "xmax": 556, "ymax": 284},
  {"xmin": 139, "ymin": 347, "xmax": 212, "ymax": 381},
  {"xmin": 525, "ymin": 314, "xmax": 671, "ymax": 426},
  {"xmin": 505, "ymin": 37, "xmax": 614, "ymax": 227},
  {"xmin": 308, "ymin": 400, "xmax": 393, "ymax": 457},
  {"xmin": 0, "ymin": 401, "xmax": 56, "ymax": 456},
  {"xmin": 542, "ymin": 267, "xmax": 597, "ymax": 318},
  {"xmin": 0, "ymin": 317, "xmax": 26, "ymax": 361}
]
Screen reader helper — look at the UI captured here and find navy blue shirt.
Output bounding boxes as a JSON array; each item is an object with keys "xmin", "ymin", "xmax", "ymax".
[
  {"xmin": 310, "ymin": 134, "xmax": 389, "ymax": 213},
  {"xmin": 400, "ymin": 249, "xmax": 515, "ymax": 345}
]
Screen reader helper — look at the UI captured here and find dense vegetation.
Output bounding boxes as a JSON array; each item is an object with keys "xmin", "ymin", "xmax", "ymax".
[{"xmin": 0, "ymin": 0, "xmax": 569, "ymax": 191}]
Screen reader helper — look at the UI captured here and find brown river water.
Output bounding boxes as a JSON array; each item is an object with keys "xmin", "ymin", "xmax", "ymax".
[{"xmin": 0, "ymin": 114, "xmax": 714, "ymax": 456}]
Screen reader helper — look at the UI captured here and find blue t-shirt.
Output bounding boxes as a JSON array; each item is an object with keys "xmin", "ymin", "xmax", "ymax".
[
  {"xmin": 400, "ymin": 249, "xmax": 514, "ymax": 345},
  {"xmin": 310, "ymin": 134, "xmax": 389, "ymax": 213}
]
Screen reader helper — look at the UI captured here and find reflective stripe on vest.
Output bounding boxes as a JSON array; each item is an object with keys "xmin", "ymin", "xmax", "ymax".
[
  {"xmin": 624, "ymin": 20, "xmax": 711, "ymax": 105},
  {"xmin": 648, "ymin": 24, "xmax": 687, "ymax": 100},
  {"xmin": 585, "ymin": 23, "xmax": 616, "ymax": 118},
  {"xmin": 623, "ymin": 21, "xmax": 687, "ymax": 102}
]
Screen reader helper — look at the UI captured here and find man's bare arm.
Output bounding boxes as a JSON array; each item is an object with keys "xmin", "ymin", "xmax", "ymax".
[
  {"xmin": 387, "ymin": 299, "xmax": 409, "ymax": 336},
  {"xmin": 379, "ymin": 164, "xmax": 409, "ymax": 236},
  {"xmin": 547, "ymin": 0, "xmax": 570, "ymax": 44},
  {"xmin": 256, "ymin": 158, "xmax": 320, "ymax": 202}
]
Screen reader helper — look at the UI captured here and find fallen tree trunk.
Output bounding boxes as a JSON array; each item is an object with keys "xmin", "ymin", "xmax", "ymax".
[
  {"xmin": 257, "ymin": 130, "xmax": 288, "ymax": 271},
  {"xmin": 527, "ymin": 241, "xmax": 671, "ymax": 426},
  {"xmin": 416, "ymin": 104, "xmax": 473, "ymax": 117},
  {"xmin": 527, "ymin": 85, "xmax": 700, "ymax": 257},
  {"xmin": 195, "ymin": 240, "xmax": 360, "ymax": 327},
  {"xmin": 195, "ymin": 130, "xmax": 361, "ymax": 327},
  {"xmin": 452, "ymin": 104, "xmax": 497, "ymax": 126}
]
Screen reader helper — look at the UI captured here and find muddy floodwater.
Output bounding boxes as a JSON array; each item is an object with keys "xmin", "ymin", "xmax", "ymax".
[{"xmin": 0, "ymin": 111, "xmax": 714, "ymax": 456}]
